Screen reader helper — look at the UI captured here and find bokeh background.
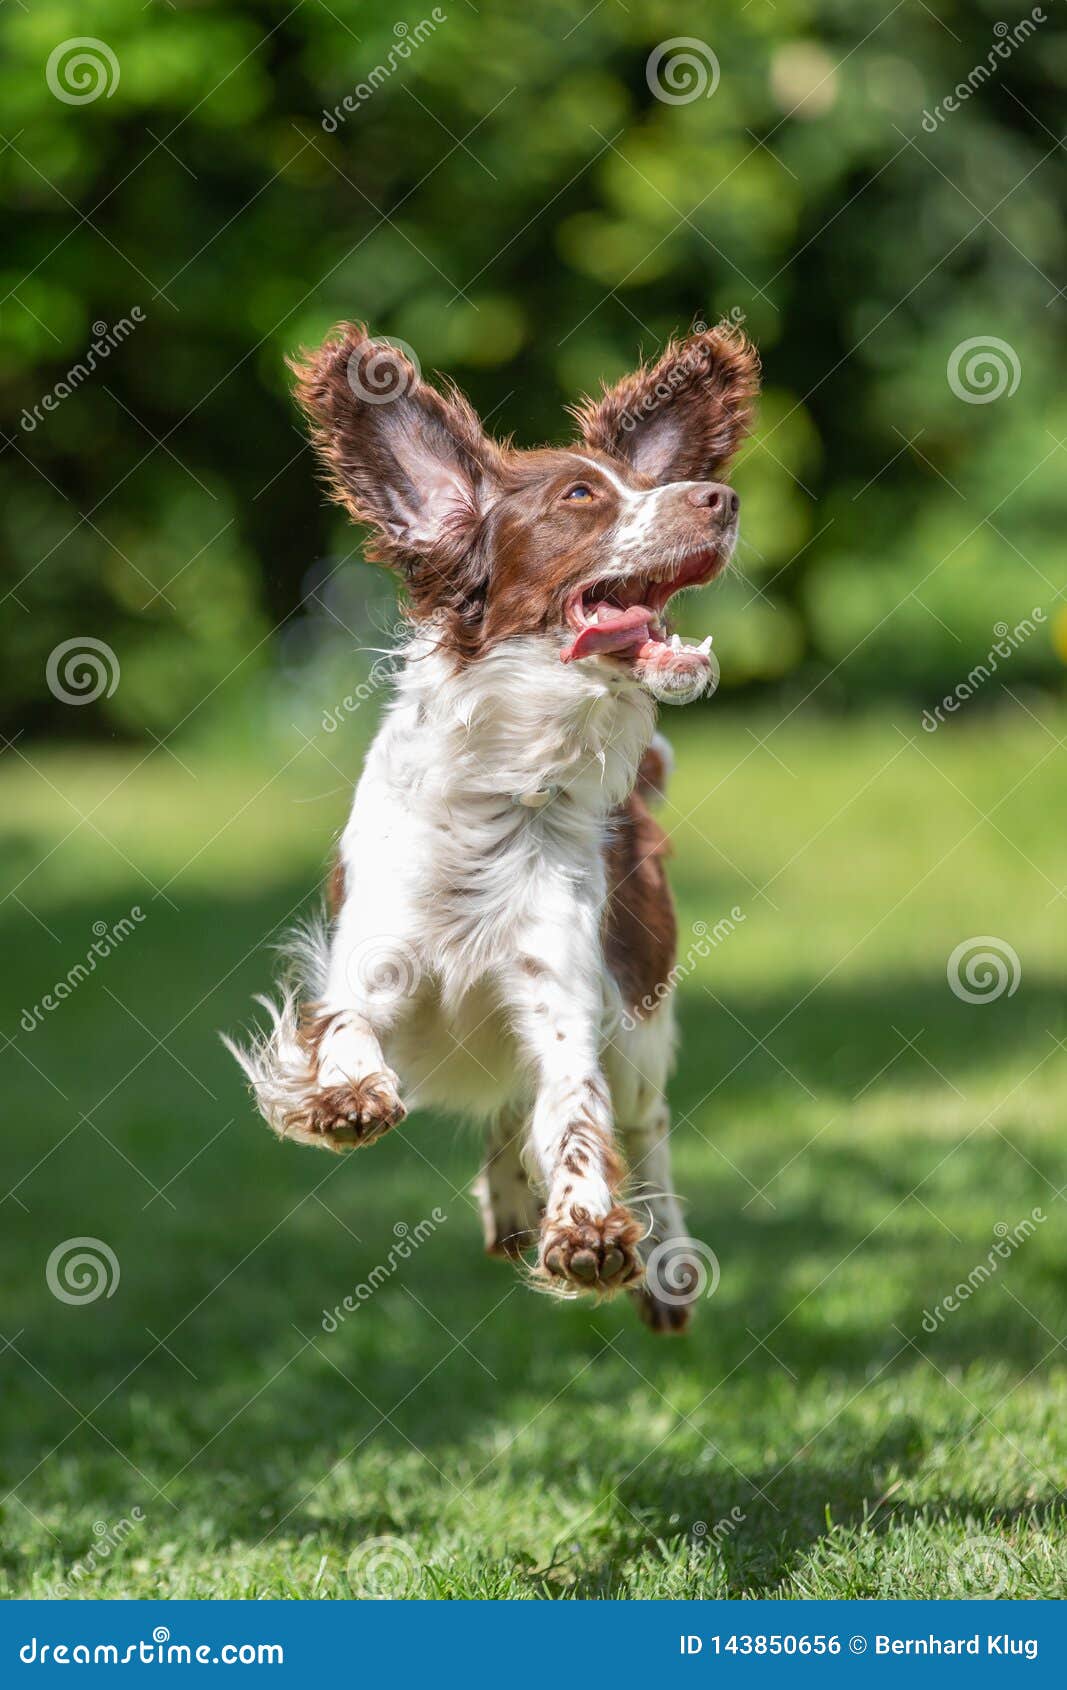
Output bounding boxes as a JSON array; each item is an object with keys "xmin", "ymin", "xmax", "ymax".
[
  {"xmin": 3, "ymin": 0, "xmax": 1066, "ymax": 737},
  {"xmin": 2, "ymin": 0, "xmax": 1066, "ymax": 1601}
]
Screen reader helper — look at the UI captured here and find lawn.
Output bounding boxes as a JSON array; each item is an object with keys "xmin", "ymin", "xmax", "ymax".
[{"xmin": 1, "ymin": 701, "xmax": 1065, "ymax": 1599}]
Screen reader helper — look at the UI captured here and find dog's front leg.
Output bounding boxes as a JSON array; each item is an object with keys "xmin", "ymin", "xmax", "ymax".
[
  {"xmin": 505, "ymin": 929, "xmax": 642, "ymax": 1295},
  {"xmin": 307, "ymin": 874, "xmax": 412, "ymax": 1149}
]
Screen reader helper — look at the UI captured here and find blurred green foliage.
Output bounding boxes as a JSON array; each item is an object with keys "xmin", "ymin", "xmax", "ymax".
[{"xmin": 2, "ymin": 0, "xmax": 1065, "ymax": 741}]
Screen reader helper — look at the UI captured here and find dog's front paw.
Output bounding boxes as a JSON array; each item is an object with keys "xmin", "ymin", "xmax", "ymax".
[
  {"xmin": 286, "ymin": 1071, "xmax": 406, "ymax": 1152},
  {"xmin": 538, "ymin": 1204, "xmax": 643, "ymax": 1296}
]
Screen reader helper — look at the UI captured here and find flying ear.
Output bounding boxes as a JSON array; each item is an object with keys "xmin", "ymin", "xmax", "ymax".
[
  {"xmin": 571, "ymin": 323, "xmax": 760, "ymax": 484},
  {"xmin": 290, "ymin": 324, "xmax": 502, "ymax": 565}
]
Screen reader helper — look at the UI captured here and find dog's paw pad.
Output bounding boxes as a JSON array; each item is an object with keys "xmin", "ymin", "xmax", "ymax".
[
  {"xmin": 285, "ymin": 1072, "xmax": 406, "ymax": 1152},
  {"xmin": 538, "ymin": 1206, "xmax": 642, "ymax": 1296}
]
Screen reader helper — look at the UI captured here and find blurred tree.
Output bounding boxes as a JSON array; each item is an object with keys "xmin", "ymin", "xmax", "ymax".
[{"xmin": 1, "ymin": 0, "xmax": 1064, "ymax": 739}]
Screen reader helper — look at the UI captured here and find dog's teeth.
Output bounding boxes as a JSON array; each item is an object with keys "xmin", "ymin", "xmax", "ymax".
[
  {"xmin": 698, "ymin": 635, "xmax": 713, "ymax": 655},
  {"xmin": 669, "ymin": 633, "xmax": 681, "ymax": 652}
]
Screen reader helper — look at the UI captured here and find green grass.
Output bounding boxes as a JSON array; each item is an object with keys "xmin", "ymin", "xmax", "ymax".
[{"xmin": 2, "ymin": 703, "xmax": 1066, "ymax": 1599}]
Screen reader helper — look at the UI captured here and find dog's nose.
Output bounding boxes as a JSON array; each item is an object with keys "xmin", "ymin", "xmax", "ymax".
[{"xmin": 687, "ymin": 482, "xmax": 739, "ymax": 519}]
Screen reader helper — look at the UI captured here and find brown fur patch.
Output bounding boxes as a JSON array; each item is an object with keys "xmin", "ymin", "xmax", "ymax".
[
  {"xmin": 328, "ymin": 853, "xmax": 345, "ymax": 918},
  {"xmin": 603, "ymin": 792, "xmax": 677, "ymax": 1021},
  {"xmin": 635, "ymin": 741, "xmax": 669, "ymax": 804},
  {"xmin": 557, "ymin": 1112, "xmax": 627, "ymax": 1193},
  {"xmin": 297, "ymin": 1004, "xmax": 339, "ymax": 1058}
]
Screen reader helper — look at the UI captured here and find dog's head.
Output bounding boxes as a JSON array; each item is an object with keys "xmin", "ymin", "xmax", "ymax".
[{"xmin": 292, "ymin": 322, "xmax": 759, "ymax": 704}]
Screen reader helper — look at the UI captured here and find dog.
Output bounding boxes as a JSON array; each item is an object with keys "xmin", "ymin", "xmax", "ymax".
[{"xmin": 228, "ymin": 321, "xmax": 759, "ymax": 1332}]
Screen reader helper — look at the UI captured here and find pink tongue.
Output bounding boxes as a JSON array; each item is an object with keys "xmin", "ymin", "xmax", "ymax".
[{"xmin": 561, "ymin": 604, "xmax": 652, "ymax": 663}]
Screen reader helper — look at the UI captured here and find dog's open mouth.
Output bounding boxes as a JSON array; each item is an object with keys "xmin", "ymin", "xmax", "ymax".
[{"xmin": 560, "ymin": 548, "xmax": 721, "ymax": 668}]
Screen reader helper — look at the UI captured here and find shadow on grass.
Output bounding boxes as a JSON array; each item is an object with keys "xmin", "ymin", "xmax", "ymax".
[{"xmin": 1, "ymin": 875, "xmax": 1064, "ymax": 1591}]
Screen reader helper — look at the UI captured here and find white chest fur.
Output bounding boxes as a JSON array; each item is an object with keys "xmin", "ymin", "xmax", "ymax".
[{"xmin": 333, "ymin": 636, "xmax": 656, "ymax": 1114}]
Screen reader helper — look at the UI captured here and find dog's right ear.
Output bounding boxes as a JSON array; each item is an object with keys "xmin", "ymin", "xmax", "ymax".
[
  {"xmin": 290, "ymin": 324, "xmax": 502, "ymax": 566},
  {"xmin": 571, "ymin": 323, "xmax": 759, "ymax": 484}
]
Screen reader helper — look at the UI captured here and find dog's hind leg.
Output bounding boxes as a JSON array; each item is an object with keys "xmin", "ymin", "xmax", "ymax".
[
  {"xmin": 620, "ymin": 1106, "xmax": 693, "ymax": 1334},
  {"xmin": 605, "ymin": 1005, "xmax": 699, "ymax": 1334},
  {"xmin": 474, "ymin": 1101, "xmax": 541, "ymax": 1260}
]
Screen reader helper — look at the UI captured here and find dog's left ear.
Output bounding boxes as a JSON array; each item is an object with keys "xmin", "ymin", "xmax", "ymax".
[
  {"xmin": 290, "ymin": 323, "xmax": 502, "ymax": 566},
  {"xmin": 572, "ymin": 323, "xmax": 760, "ymax": 484}
]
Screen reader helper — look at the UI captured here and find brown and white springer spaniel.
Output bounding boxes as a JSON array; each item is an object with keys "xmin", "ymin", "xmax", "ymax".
[{"xmin": 229, "ymin": 321, "xmax": 759, "ymax": 1331}]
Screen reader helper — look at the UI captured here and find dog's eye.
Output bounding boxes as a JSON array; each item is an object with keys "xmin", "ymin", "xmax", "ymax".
[{"xmin": 563, "ymin": 484, "xmax": 594, "ymax": 502}]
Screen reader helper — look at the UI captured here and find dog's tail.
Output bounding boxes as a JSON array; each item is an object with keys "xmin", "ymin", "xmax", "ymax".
[
  {"xmin": 221, "ymin": 915, "xmax": 331, "ymax": 1144},
  {"xmin": 635, "ymin": 732, "xmax": 674, "ymax": 806}
]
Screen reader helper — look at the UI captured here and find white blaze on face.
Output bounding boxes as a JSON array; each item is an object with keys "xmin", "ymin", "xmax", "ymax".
[
  {"xmin": 573, "ymin": 455, "xmax": 705, "ymax": 570},
  {"xmin": 570, "ymin": 456, "xmax": 723, "ymax": 702}
]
